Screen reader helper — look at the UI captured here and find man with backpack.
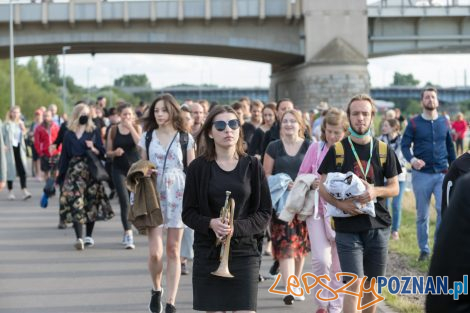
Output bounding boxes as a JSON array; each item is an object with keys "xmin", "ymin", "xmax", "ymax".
[
  {"xmin": 318, "ymin": 94, "xmax": 400, "ymax": 313},
  {"xmin": 401, "ymin": 87, "xmax": 456, "ymax": 262}
]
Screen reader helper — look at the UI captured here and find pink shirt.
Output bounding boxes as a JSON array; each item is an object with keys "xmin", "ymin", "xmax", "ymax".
[{"xmin": 298, "ymin": 141, "xmax": 330, "ymax": 215}]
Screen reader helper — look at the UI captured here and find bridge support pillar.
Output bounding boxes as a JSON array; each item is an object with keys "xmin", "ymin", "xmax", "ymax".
[{"xmin": 269, "ymin": 0, "xmax": 370, "ymax": 111}]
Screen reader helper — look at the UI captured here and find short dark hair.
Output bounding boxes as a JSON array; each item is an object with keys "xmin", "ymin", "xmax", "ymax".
[
  {"xmin": 421, "ymin": 87, "xmax": 438, "ymax": 100},
  {"xmin": 232, "ymin": 102, "xmax": 243, "ymax": 111},
  {"xmin": 108, "ymin": 107, "xmax": 118, "ymax": 116},
  {"xmin": 276, "ymin": 98, "xmax": 294, "ymax": 111}
]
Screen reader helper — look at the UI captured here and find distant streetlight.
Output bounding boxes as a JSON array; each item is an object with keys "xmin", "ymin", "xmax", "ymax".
[
  {"xmin": 62, "ymin": 45, "xmax": 71, "ymax": 113},
  {"xmin": 9, "ymin": 0, "xmax": 15, "ymax": 108}
]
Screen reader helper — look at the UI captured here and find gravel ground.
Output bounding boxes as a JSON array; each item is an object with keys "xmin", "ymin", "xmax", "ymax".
[{"xmin": 386, "ymin": 251, "xmax": 427, "ymax": 309}]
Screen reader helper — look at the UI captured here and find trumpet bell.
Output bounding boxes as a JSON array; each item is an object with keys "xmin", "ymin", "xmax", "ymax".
[
  {"xmin": 211, "ymin": 197, "xmax": 235, "ymax": 278},
  {"xmin": 211, "ymin": 262, "xmax": 234, "ymax": 278}
]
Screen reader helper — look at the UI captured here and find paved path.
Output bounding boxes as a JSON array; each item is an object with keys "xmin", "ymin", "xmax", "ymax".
[{"xmin": 0, "ymin": 179, "xmax": 396, "ymax": 313}]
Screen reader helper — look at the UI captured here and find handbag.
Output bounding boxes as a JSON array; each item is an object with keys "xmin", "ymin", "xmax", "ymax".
[{"xmin": 85, "ymin": 133, "xmax": 110, "ymax": 182}]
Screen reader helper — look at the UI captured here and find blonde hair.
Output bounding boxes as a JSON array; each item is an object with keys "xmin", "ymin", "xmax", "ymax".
[
  {"xmin": 5, "ymin": 106, "xmax": 21, "ymax": 123},
  {"xmin": 68, "ymin": 103, "xmax": 96, "ymax": 133},
  {"xmin": 280, "ymin": 109, "xmax": 306, "ymax": 139},
  {"xmin": 320, "ymin": 108, "xmax": 349, "ymax": 142}
]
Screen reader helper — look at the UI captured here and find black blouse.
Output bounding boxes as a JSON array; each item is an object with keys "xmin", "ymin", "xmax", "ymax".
[
  {"xmin": 182, "ymin": 155, "xmax": 272, "ymax": 258},
  {"xmin": 57, "ymin": 129, "xmax": 105, "ymax": 185}
]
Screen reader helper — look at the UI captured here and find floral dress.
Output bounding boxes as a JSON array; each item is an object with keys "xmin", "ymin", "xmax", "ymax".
[{"xmin": 139, "ymin": 130, "xmax": 195, "ymax": 228}]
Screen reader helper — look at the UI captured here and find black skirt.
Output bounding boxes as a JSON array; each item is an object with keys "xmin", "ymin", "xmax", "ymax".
[{"xmin": 192, "ymin": 254, "xmax": 260, "ymax": 311}]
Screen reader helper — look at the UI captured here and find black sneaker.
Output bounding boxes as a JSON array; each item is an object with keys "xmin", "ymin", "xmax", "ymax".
[
  {"xmin": 269, "ymin": 260, "xmax": 280, "ymax": 277},
  {"xmin": 165, "ymin": 303, "xmax": 176, "ymax": 313},
  {"xmin": 149, "ymin": 289, "xmax": 163, "ymax": 313},
  {"xmin": 418, "ymin": 252, "xmax": 430, "ymax": 262},
  {"xmin": 283, "ymin": 294, "xmax": 294, "ymax": 305}
]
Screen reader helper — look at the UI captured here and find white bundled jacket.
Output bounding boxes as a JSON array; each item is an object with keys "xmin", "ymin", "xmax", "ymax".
[{"xmin": 279, "ymin": 173, "xmax": 318, "ymax": 223}]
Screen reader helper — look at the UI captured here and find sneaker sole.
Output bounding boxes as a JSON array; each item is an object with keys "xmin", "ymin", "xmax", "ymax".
[
  {"xmin": 125, "ymin": 244, "xmax": 135, "ymax": 250},
  {"xmin": 74, "ymin": 243, "xmax": 84, "ymax": 250}
]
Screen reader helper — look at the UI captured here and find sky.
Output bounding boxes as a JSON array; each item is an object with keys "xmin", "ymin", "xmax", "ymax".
[{"xmin": 20, "ymin": 52, "xmax": 470, "ymax": 90}]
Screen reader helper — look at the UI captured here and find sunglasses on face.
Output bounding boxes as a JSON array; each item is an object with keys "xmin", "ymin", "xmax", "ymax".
[{"xmin": 212, "ymin": 119, "xmax": 240, "ymax": 131}]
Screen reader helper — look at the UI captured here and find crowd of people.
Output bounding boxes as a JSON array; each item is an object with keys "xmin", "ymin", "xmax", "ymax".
[{"xmin": 0, "ymin": 87, "xmax": 466, "ymax": 313}]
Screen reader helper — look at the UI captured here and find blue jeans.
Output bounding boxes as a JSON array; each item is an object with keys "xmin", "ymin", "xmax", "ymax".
[
  {"xmin": 411, "ymin": 170, "xmax": 444, "ymax": 254},
  {"xmin": 386, "ymin": 181, "xmax": 406, "ymax": 232}
]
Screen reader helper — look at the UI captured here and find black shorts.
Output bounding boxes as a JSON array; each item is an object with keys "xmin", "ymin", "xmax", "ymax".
[{"xmin": 40, "ymin": 155, "xmax": 59, "ymax": 172}]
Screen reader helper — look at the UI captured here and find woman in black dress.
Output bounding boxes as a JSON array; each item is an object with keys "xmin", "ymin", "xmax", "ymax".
[{"xmin": 182, "ymin": 105, "xmax": 272, "ymax": 312}]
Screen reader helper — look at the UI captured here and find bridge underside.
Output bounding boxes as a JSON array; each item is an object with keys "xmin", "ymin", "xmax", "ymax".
[{"xmin": 0, "ymin": 19, "xmax": 304, "ymax": 66}]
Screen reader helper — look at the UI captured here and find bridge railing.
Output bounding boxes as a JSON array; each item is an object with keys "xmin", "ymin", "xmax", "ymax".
[
  {"xmin": 368, "ymin": 0, "xmax": 470, "ymax": 7},
  {"xmin": 0, "ymin": 0, "xmax": 303, "ymax": 25}
]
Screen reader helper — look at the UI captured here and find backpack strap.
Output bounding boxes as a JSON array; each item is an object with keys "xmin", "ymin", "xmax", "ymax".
[
  {"xmin": 334, "ymin": 141, "xmax": 345, "ymax": 171},
  {"xmin": 410, "ymin": 117, "xmax": 417, "ymax": 133},
  {"xmin": 179, "ymin": 131, "xmax": 189, "ymax": 169},
  {"xmin": 145, "ymin": 129, "xmax": 154, "ymax": 161},
  {"xmin": 377, "ymin": 139, "xmax": 388, "ymax": 168}
]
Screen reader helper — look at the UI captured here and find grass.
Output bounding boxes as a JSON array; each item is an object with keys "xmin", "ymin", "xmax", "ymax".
[
  {"xmin": 383, "ymin": 289, "xmax": 424, "ymax": 313},
  {"xmin": 383, "ymin": 190, "xmax": 438, "ymax": 312}
]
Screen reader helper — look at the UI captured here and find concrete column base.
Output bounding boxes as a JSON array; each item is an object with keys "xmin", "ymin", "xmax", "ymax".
[{"xmin": 269, "ymin": 62, "xmax": 370, "ymax": 111}]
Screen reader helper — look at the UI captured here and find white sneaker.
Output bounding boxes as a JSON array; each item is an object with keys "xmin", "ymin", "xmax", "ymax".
[
  {"xmin": 74, "ymin": 238, "xmax": 84, "ymax": 250},
  {"xmin": 8, "ymin": 192, "xmax": 15, "ymax": 200},
  {"xmin": 292, "ymin": 286, "xmax": 305, "ymax": 301},
  {"xmin": 84, "ymin": 236, "xmax": 94, "ymax": 247},
  {"xmin": 23, "ymin": 190, "xmax": 32, "ymax": 200},
  {"xmin": 123, "ymin": 234, "xmax": 135, "ymax": 250}
]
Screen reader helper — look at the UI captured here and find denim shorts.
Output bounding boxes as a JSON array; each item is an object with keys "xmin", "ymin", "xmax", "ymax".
[{"xmin": 335, "ymin": 228, "xmax": 390, "ymax": 282}]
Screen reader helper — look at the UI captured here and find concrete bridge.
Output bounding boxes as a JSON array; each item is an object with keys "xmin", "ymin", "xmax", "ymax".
[{"xmin": 1, "ymin": 0, "xmax": 470, "ymax": 110}]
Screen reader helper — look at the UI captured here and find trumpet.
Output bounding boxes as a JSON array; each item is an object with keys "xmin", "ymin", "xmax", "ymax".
[{"xmin": 211, "ymin": 191, "xmax": 235, "ymax": 278}]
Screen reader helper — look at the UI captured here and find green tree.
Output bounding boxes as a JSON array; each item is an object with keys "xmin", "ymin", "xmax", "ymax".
[
  {"xmin": 43, "ymin": 55, "xmax": 61, "ymax": 85},
  {"xmin": 26, "ymin": 57, "xmax": 43, "ymax": 85},
  {"xmin": 0, "ymin": 60, "xmax": 61, "ymax": 120},
  {"xmin": 114, "ymin": 74, "xmax": 151, "ymax": 87},
  {"xmin": 391, "ymin": 72, "xmax": 420, "ymax": 87}
]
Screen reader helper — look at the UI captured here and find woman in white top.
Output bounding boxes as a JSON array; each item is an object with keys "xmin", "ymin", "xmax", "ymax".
[
  {"xmin": 139, "ymin": 93, "xmax": 196, "ymax": 313},
  {"xmin": 3, "ymin": 106, "xmax": 30, "ymax": 200}
]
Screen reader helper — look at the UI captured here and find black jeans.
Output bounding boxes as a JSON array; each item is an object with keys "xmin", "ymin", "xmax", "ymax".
[
  {"xmin": 7, "ymin": 146, "xmax": 27, "ymax": 190},
  {"xmin": 112, "ymin": 168, "xmax": 131, "ymax": 231}
]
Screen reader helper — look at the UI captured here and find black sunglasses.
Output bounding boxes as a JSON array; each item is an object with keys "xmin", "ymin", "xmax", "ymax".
[{"xmin": 213, "ymin": 119, "xmax": 240, "ymax": 132}]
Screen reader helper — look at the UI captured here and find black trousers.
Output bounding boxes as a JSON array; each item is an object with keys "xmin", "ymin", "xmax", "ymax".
[
  {"xmin": 112, "ymin": 168, "xmax": 131, "ymax": 231},
  {"xmin": 7, "ymin": 146, "xmax": 27, "ymax": 190}
]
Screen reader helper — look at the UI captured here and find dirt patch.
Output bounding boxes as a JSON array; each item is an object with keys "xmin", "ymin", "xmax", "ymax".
[{"xmin": 386, "ymin": 251, "xmax": 426, "ymax": 308}]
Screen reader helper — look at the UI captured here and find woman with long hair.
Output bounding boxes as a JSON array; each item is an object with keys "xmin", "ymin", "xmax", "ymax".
[
  {"xmin": 248, "ymin": 103, "xmax": 277, "ymax": 159},
  {"xmin": 57, "ymin": 103, "xmax": 113, "ymax": 250},
  {"xmin": 298, "ymin": 108, "xmax": 349, "ymax": 313},
  {"xmin": 263, "ymin": 109, "xmax": 311, "ymax": 305},
  {"xmin": 139, "ymin": 94, "xmax": 196, "ymax": 313},
  {"xmin": 379, "ymin": 118, "xmax": 407, "ymax": 240},
  {"xmin": 182, "ymin": 105, "xmax": 272, "ymax": 312},
  {"xmin": 3, "ymin": 106, "xmax": 30, "ymax": 200},
  {"xmin": 106, "ymin": 103, "xmax": 142, "ymax": 249}
]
